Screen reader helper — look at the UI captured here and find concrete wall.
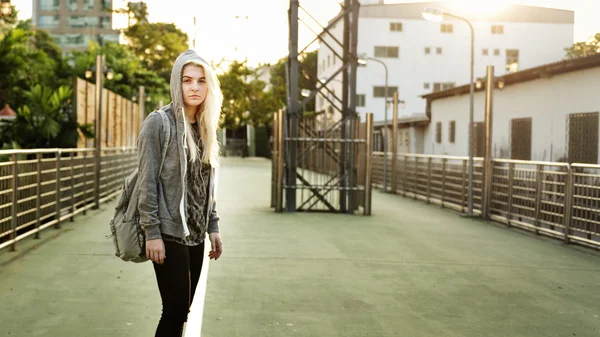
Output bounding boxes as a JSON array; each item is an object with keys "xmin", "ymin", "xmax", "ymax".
[{"xmin": 425, "ymin": 66, "xmax": 600, "ymax": 162}]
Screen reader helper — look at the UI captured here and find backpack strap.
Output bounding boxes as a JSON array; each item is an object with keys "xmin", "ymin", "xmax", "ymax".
[{"xmin": 157, "ymin": 109, "xmax": 171, "ymax": 176}]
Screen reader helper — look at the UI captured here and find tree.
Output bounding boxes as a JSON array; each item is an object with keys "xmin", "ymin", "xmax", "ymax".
[
  {"xmin": 0, "ymin": 85, "xmax": 94, "ymax": 149},
  {"xmin": 565, "ymin": 33, "xmax": 600, "ymax": 59},
  {"xmin": 0, "ymin": 25, "xmax": 63, "ymax": 111},
  {"xmin": 218, "ymin": 61, "xmax": 281, "ymax": 129},
  {"xmin": 124, "ymin": 22, "xmax": 189, "ymax": 81},
  {"xmin": 67, "ymin": 41, "xmax": 170, "ymax": 115},
  {"xmin": 269, "ymin": 50, "xmax": 318, "ymax": 113}
]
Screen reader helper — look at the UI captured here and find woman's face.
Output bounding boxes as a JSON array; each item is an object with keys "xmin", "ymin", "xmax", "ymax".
[{"xmin": 182, "ymin": 64, "xmax": 208, "ymax": 109}]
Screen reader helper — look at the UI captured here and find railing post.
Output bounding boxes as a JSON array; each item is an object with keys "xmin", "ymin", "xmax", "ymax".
[
  {"xmin": 534, "ymin": 164, "xmax": 543, "ymax": 234},
  {"xmin": 441, "ymin": 158, "xmax": 447, "ymax": 208},
  {"xmin": 10, "ymin": 153, "xmax": 18, "ymax": 251},
  {"xmin": 461, "ymin": 159, "xmax": 467, "ymax": 212},
  {"xmin": 35, "ymin": 153, "xmax": 42, "ymax": 239},
  {"xmin": 413, "ymin": 156, "xmax": 418, "ymax": 200},
  {"xmin": 482, "ymin": 65, "xmax": 494, "ymax": 220},
  {"xmin": 70, "ymin": 151, "xmax": 75, "ymax": 221},
  {"xmin": 426, "ymin": 157, "xmax": 432, "ymax": 203},
  {"xmin": 82, "ymin": 150, "xmax": 87, "ymax": 215},
  {"xmin": 271, "ymin": 111, "xmax": 278, "ymax": 208},
  {"xmin": 403, "ymin": 155, "xmax": 408, "ymax": 197},
  {"xmin": 506, "ymin": 162, "xmax": 515, "ymax": 227},
  {"xmin": 55, "ymin": 150, "xmax": 62, "ymax": 229},
  {"xmin": 364, "ymin": 113, "xmax": 373, "ymax": 215},
  {"xmin": 482, "ymin": 160, "xmax": 493, "ymax": 220},
  {"xmin": 563, "ymin": 164, "xmax": 573, "ymax": 244},
  {"xmin": 391, "ymin": 92, "xmax": 398, "ymax": 194},
  {"xmin": 275, "ymin": 110, "xmax": 284, "ymax": 212}
]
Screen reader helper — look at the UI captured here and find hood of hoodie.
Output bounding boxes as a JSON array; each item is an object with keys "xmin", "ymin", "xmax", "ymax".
[{"xmin": 170, "ymin": 49, "xmax": 211, "ymax": 123}]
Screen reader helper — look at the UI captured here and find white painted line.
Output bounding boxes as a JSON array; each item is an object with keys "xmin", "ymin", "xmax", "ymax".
[
  {"xmin": 185, "ymin": 163, "xmax": 219, "ymax": 337},
  {"xmin": 184, "ymin": 239, "xmax": 210, "ymax": 337}
]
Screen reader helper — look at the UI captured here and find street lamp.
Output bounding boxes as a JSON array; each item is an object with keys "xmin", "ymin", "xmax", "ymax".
[
  {"xmin": 358, "ymin": 56, "xmax": 391, "ymax": 192},
  {"xmin": 422, "ymin": 7, "xmax": 476, "ymax": 217},
  {"xmin": 1, "ymin": 0, "xmax": 12, "ymax": 17}
]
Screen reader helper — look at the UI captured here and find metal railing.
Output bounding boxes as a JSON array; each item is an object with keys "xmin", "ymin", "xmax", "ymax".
[
  {"xmin": 372, "ymin": 152, "xmax": 600, "ymax": 249},
  {"xmin": 0, "ymin": 147, "xmax": 138, "ymax": 251}
]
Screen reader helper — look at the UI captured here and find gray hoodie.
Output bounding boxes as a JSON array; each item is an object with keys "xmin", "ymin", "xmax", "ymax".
[{"xmin": 137, "ymin": 49, "xmax": 219, "ymax": 241}]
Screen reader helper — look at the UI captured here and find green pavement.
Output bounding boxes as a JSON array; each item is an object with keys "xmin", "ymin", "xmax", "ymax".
[{"xmin": 1, "ymin": 157, "xmax": 599, "ymax": 337}]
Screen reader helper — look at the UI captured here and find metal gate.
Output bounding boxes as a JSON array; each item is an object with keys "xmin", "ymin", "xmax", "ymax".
[{"xmin": 271, "ymin": 0, "xmax": 373, "ymax": 214}]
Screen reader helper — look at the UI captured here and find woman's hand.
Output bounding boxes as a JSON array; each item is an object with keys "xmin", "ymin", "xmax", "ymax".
[
  {"xmin": 208, "ymin": 233, "xmax": 222, "ymax": 260},
  {"xmin": 146, "ymin": 239, "xmax": 166, "ymax": 264}
]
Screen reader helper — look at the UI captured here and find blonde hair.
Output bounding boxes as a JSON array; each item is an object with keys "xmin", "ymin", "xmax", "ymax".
[{"xmin": 182, "ymin": 61, "xmax": 223, "ymax": 167}]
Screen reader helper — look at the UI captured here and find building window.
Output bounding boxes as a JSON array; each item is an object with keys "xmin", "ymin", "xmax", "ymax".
[
  {"xmin": 38, "ymin": 15, "xmax": 60, "ymax": 28},
  {"xmin": 511, "ymin": 118, "xmax": 532, "ymax": 160},
  {"xmin": 327, "ymin": 55, "xmax": 331, "ymax": 67},
  {"xmin": 424, "ymin": 83, "xmax": 430, "ymax": 89},
  {"xmin": 356, "ymin": 94, "xmax": 365, "ymax": 107},
  {"xmin": 322, "ymin": 60, "xmax": 325, "ymax": 71},
  {"xmin": 506, "ymin": 49, "xmax": 519, "ymax": 72},
  {"xmin": 432, "ymin": 82, "xmax": 454, "ymax": 92},
  {"xmin": 40, "ymin": 0, "xmax": 60, "ymax": 10},
  {"xmin": 436, "ymin": 122, "xmax": 442, "ymax": 143},
  {"xmin": 373, "ymin": 86, "xmax": 398, "ymax": 98},
  {"xmin": 333, "ymin": 55, "xmax": 336, "ymax": 65},
  {"xmin": 83, "ymin": 0, "xmax": 94, "ymax": 11},
  {"xmin": 424, "ymin": 47, "xmax": 431, "ymax": 55},
  {"xmin": 404, "ymin": 131, "xmax": 409, "ymax": 146},
  {"xmin": 482, "ymin": 48, "xmax": 489, "ymax": 56},
  {"xmin": 100, "ymin": 16, "xmax": 111, "ymax": 29},
  {"xmin": 65, "ymin": 34, "xmax": 85, "ymax": 45},
  {"xmin": 441, "ymin": 24, "xmax": 453, "ymax": 33},
  {"xmin": 374, "ymin": 46, "xmax": 399, "ymax": 58},
  {"xmin": 494, "ymin": 49, "xmax": 501, "ymax": 56},
  {"xmin": 568, "ymin": 112, "xmax": 599, "ymax": 164},
  {"xmin": 436, "ymin": 47, "xmax": 442, "ymax": 55},
  {"xmin": 449, "ymin": 121, "xmax": 456, "ymax": 143},
  {"xmin": 442, "ymin": 82, "xmax": 455, "ymax": 90},
  {"xmin": 390, "ymin": 22, "xmax": 403, "ymax": 32},
  {"xmin": 68, "ymin": 0, "xmax": 77, "ymax": 10},
  {"xmin": 492, "ymin": 25, "xmax": 504, "ymax": 34}
]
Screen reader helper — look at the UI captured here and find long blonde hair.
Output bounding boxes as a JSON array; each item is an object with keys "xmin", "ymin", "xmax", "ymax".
[{"xmin": 182, "ymin": 60, "xmax": 223, "ymax": 167}]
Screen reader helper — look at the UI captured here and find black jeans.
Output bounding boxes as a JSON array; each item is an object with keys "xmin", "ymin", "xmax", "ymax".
[{"xmin": 152, "ymin": 240, "xmax": 205, "ymax": 337}]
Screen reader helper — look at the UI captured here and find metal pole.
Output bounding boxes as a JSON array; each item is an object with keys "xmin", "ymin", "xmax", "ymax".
[
  {"xmin": 482, "ymin": 65, "xmax": 494, "ymax": 219},
  {"xmin": 391, "ymin": 92, "xmax": 399, "ymax": 193},
  {"xmin": 364, "ymin": 113, "xmax": 373, "ymax": 215},
  {"xmin": 339, "ymin": 0, "xmax": 351, "ymax": 213},
  {"xmin": 367, "ymin": 57, "xmax": 389, "ymax": 191},
  {"xmin": 94, "ymin": 54, "xmax": 104, "ymax": 209},
  {"xmin": 467, "ymin": 19, "xmax": 475, "ymax": 216},
  {"xmin": 287, "ymin": 0, "xmax": 299, "ymax": 212},
  {"xmin": 271, "ymin": 111, "xmax": 278, "ymax": 208},
  {"xmin": 10, "ymin": 153, "xmax": 18, "ymax": 251},
  {"xmin": 276, "ymin": 110, "xmax": 285, "ymax": 212},
  {"xmin": 35, "ymin": 152, "xmax": 41, "ymax": 238},
  {"xmin": 55, "ymin": 150, "xmax": 62, "ymax": 229},
  {"xmin": 348, "ymin": 0, "xmax": 359, "ymax": 213}
]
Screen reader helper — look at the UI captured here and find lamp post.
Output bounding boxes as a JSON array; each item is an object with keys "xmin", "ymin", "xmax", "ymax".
[
  {"xmin": 358, "ymin": 56, "xmax": 390, "ymax": 192},
  {"xmin": 422, "ymin": 7, "xmax": 475, "ymax": 216}
]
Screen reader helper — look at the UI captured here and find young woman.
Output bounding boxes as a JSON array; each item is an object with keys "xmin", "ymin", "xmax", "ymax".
[{"xmin": 136, "ymin": 49, "xmax": 223, "ymax": 336}]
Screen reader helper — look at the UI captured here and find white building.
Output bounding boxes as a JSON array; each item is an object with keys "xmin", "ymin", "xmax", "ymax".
[
  {"xmin": 317, "ymin": 1, "xmax": 574, "ymax": 122},
  {"xmin": 420, "ymin": 53, "xmax": 600, "ymax": 164}
]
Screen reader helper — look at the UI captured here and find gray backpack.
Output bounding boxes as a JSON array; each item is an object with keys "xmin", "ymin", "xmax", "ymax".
[{"xmin": 109, "ymin": 109, "xmax": 171, "ymax": 263}]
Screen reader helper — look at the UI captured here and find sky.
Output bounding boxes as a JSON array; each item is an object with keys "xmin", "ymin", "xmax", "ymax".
[{"xmin": 11, "ymin": 0, "xmax": 600, "ymax": 66}]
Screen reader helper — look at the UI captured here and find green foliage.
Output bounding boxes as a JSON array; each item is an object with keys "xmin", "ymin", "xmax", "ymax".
[
  {"xmin": 269, "ymin": 50, "xmax": 318, "ymax": 113},
  {"xmin": 218, "ymin": 61, "xmax": 281, "ymax": 129},
  {"xmin": 124, "ymin": 22, "xmax": 189, "ymax": 81},
  {"xmin": 0, "ymin": 85, "xmax": 94, "ymax": 149},
  {"xmin": 565, "ymin": 33, "xmax": 600, "ymax": 59}
]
